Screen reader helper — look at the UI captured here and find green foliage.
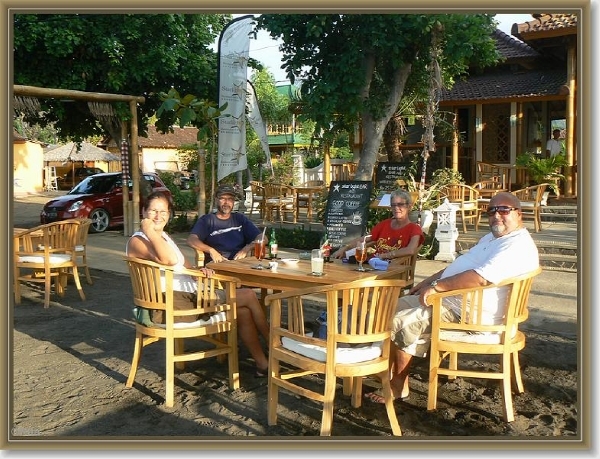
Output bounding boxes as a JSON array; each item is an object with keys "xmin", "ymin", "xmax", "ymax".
[
  {"xmin": 273, "ymin": 227, "xmax": 323, "ymax": 250},
  {"xmin": 14, "ymin": 13, "xmax": 231, "ymax": 143},
  {"xmin": 166, "ymin": 213, "xmax": 193, "ymax": 233},
  {"xmin": 157, "ymin": 171, "xmax": 197, "ymax": 212},
  {"xmin": 431, "ymin": 167, "xmax": 465, "ymax": 186},
  {"xmin": 266, "ymin": 152, "xmax": 296, "ymax": 185},
  {"xmin": 256, "ymin": 14, "xmax": 499, "ymax": 179},
  {"xmin": 515, "ymin": 153, "xmax": 567, "ymax": 194},
  {"xmin": 304, "ymin": 156, "xmax": 322, "ymax": 169}
]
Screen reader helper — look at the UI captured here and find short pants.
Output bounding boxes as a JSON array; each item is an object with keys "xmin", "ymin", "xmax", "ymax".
[{"xmin": 391, "ymin": 294, "xmax": 459, "ymax": 358}]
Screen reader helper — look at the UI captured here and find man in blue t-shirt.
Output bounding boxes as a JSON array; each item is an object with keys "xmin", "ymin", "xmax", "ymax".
[{"xmin": 187, "ymin": 184, "xmax": 263, "ymax": 264}]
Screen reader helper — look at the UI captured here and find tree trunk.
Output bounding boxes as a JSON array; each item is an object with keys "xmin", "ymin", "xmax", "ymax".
[
  {"xmin": 354, "ymin": 62, "xmax": 412, "ymax": 181},
  {"xmin": 382, "ymin": 113, "xmax": 407, "ymax": 162}
]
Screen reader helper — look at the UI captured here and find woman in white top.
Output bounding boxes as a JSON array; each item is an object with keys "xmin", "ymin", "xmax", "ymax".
[{"xmin": 126, "ymin": 191, "xmax": 269, "ymax": 377}]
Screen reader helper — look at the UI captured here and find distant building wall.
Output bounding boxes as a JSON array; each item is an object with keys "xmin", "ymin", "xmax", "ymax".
[
  {"xmin": 139, "ymin": 147, "xmax": 184, "ymax": 172},
  {"xmin": 13, "ymin": 140, "xmax": 44, "ymax": 195}
]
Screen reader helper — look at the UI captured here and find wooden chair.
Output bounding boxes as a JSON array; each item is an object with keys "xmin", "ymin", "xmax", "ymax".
[
  {"xmin": 263, "ymin": 182, "xmax": 296, "ymax": 223},
  {"xmin": 123, "ymin": 256, "xmax": 240, "ymax": 407},
  {"xmin": 14, "ymin": 220, "xmax": 86, "ymax": 308},
  {"xmin": 511, "ymin": 183, "xmax": 549, "ymax": 232},
  {"xmin": 73, "ymin": 218, "xmax": 93, "ymax": 284},
  {"xmin": 427, "ymin": 267, "xmax": 542, "ymax": 422},
  {"xmin": 265, "ymin": 279, "xmax": 405, "ymax": 436},
  {"xmin": 249, "ymin": 180, "xmax": 265, "ymax": 217},
  {"xmin": 439, "ymin": 183, "xmax": 480, "ymax": 233},
  {"xmin": 294, "ymin": 181, "xmax": 325, "ymax": 221},
  {"xmin": 389, "ymin": 245, "xmax": 422, "ymax": 291}
]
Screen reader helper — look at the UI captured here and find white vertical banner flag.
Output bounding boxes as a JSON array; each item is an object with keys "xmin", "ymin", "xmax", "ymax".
[
  {"xmin": 217, "ymin": 15, "xmax": 253, "ymax": 182},
  {"xmin": 246, "ymin": 80, "xmax": 273, "ymax": 176}
]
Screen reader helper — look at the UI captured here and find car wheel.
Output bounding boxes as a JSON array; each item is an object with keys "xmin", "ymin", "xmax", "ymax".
[
  {"xmin": 89, "ymin": 208, "xmax": 110, "ymax": 233},
  {"xmin": 180, "ymin": 181, "xmax": 190, "ymax": 190}
]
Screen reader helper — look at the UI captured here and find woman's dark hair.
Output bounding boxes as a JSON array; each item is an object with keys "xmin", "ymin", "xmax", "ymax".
[{"xmin": 143, "ymin": 191, "xmax": 172, "ymax": 211}]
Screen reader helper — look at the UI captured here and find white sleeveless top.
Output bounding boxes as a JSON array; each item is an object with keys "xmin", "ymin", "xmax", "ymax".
[{"xmin": 126, "ymin": 231, "xmax": 197, "ymax": 293}]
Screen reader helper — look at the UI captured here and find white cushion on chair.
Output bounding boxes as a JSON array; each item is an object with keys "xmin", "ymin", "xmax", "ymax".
[
  {"xmin": 75, "ymin": 245, "xmax": 85, "ymax": 252},
  {"xmin": 18, "ymin": 254, "xmax": 72, "ymax": 263},
  {"xmin": 439, "ymin": 331, "xmax": 501, "ymax": 344},
  {"xmin": 154, "ymin": 311, "xmax": 227, "ymax": 330},
  {"xmin": 281, "ymin": 337, "xmax": 383, "ymax": 364}
]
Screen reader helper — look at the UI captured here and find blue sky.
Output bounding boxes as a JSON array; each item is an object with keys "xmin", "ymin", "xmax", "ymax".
[{"xmin": 233, "ymin": 13, "xmax": 534, "ymax": 84}]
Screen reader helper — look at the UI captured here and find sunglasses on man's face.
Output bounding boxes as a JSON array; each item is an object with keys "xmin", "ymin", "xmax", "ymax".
[{"xmin": 487, "ymin": 206, "xmax": 519, "ymax": 216}]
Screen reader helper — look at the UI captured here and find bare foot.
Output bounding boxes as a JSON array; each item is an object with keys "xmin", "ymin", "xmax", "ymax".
[{"xmin": 364, "ymin": 388, "xmax": 409, "ymax": 404}]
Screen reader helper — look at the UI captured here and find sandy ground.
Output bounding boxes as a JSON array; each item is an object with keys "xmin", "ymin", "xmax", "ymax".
[
  {"xmin": 9, "ymin": 192, "xmax": 582, "ymax": 450},
  {"xmin": 11, "ymin": 267, "xmax": 578, "ymax": 445}
]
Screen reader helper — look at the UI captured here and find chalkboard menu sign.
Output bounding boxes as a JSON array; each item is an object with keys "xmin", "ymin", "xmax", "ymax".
[
  {"xmin": 375, "ymin": 162, "xmax": 409, "ymax": 191},
  {"xmin": 324, "ymin": 181, "xmax": 372, "ymax": 251}
]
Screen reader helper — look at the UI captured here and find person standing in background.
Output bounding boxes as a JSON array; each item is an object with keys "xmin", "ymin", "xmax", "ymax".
[{"xmin": 545, "ymin": 129, "xmax": 563, "ymax": 158}]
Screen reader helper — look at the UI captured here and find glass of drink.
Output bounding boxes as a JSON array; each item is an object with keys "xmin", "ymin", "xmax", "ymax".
[
  {"xmin": 355, "ymin": 240, "xmax": 367, "ymax": 272},
  {"xmin": 254, "ymin": 238, "xmax": 266, "ymax": 269},
  {"xmin": 311, "ymin": 249, "xmax": 324, "ymax": 276}
]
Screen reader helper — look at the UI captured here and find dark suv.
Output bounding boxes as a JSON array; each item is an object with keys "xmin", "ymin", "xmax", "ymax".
[
  {"xmin": 40, "ymin": 172, "xmax": 173, "ymax": 233},
  {"xmin": 58, "ymin": 167, "xmax": 105, "ymax": 190}
]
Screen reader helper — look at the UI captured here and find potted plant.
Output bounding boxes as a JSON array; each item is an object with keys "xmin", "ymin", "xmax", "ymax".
[{"xmin": 515, "ymin": 153, "xmax": 567, "ymax": 195}]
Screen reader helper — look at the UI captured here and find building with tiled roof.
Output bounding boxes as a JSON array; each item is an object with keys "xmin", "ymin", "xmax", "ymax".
[
  {"xmin": 101, "ymin": 125, "xmax": 199, "ymax": 173},
  {"xmin": 434, "ymin": 13, "xmax": 578, "ymax": 196}
]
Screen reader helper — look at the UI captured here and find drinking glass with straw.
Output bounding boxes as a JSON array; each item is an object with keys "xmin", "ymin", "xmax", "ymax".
[
  {"xmin": 355, "ymin": 236, "xmax": 368, "ymax": 272},
  {"xmin": 253, "ymin": 227, "xmax": 267, "ymax": 269}
]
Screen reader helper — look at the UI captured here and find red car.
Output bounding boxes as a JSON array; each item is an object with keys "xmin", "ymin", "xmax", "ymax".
[{"xmin": 40, "ymin": 172, "xmax": 173, "ymax": 233}]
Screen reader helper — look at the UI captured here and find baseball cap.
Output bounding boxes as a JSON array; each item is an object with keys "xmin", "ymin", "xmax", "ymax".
[{"xmin": 215, "ymin": 184, "xmax": 237, "ymax": 199}]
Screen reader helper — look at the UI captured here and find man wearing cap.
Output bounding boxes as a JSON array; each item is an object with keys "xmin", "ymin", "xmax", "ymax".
[{"xmin": 187, "ymin": 184, "xmax": 265, "ymax": 264}]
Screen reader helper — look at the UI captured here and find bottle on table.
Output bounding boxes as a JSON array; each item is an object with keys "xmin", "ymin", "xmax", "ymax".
[
  {"xmin": 320, "ymin": 231, "xmax": 331, "ymax": 262},
  {"xmin": 268, "ymin": 228, "xmax": 278, "ymax": 259}
]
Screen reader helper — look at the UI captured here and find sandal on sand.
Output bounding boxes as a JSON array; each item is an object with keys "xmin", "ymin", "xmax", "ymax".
[
  {"xmin": 255, "ymin": 368, "xmax": 268, "ymax": 378},
  {"xmin": 364, "ymin": 390, "xmax": 409, "ymax": 404}
]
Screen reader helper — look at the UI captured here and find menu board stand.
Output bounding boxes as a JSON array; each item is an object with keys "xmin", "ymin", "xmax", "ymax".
[
  {"xmin": 375, "ymin": 161, "xmax": 410, "ymax": 192},
  {"xmin": 324, "ymin": 181, "xmax": 372, "ymax": 251}
]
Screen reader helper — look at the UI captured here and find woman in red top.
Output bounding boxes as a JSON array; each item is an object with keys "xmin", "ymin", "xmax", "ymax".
[{"xmin": 332, "ymin": 189, "xmax": 424, "ymax": 261}]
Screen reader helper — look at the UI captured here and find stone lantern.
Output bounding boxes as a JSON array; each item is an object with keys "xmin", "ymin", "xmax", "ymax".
[{"xmin": 434, "ymin": 198, "xmax": 459, "ymax": 262}]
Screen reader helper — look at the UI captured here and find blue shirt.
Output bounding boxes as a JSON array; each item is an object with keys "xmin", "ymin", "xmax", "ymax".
[{"xmin": 190, "ymin": 212, "xmax": 261, "ymax": 262}]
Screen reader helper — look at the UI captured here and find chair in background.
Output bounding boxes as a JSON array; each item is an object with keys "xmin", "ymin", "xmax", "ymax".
[
  {"xmin": 14, "ymin": 220, "xmax": 86, "ymax": 308},
  {"xmin": 294, "ymin": 180, "xmax": 325, "ymax": 221},
  {"xmin": 248, "ymin": 180, "xmax": 265, "ymax": 218},
  {"xmin": 511, "ymin": 183, "xmax": 549, "ymax": 232},
  {"xmin": 123, "ymin": 256, "xmax": 240, "ymax": 407},
  {"xmin": 439, "ymin": 183, "xmax": 480, "ymax": 233},
  {"xmin": 263, "ymin": 182, "xmax": 296, "ymax": 223},
  {"xmin": 73, "ymin": 218, "xmax": 93, "ymax": 285},
  {"xmin": 265, "ymin": 279, "xmax": 405, "ymax": 436},
  {"xmin": 427, "ymin": 267, "xmax": 542, "ymax": 422}
]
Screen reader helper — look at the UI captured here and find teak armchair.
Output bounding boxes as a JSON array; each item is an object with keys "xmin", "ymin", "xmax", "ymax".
[
  {"xmin": 14, "ymin": 220, "xmax": 86, "ymax": 308},
  {"xmin": 263, "ymin": 182, "xmax": 296, "ymax": 223},
  {"xmin": 123, "ymin": 256, "xmax": 241, "ymax": 407},
  {"xmin": 265, "ymin": 279, "xmax": 405, "ymax": 436},
  {"xmin": 426, "ymin": 267, "xmax": 542, "ymax": 422},
  {"xmin": 73, "ymin": 218, "xmax": 93, "ymax": 285},
  {"xmin": 511, "ymin": 183, "xmax": 549, "ymax": 232},
  {"xmin": 439, "ymin": 183, "xmax": 480, "ymax": 233}
]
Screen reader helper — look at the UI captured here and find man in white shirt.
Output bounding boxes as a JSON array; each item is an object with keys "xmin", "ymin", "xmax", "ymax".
[
  {"xmin": 365, "ymin": 192, "xmax": 539, "ymax": 403},
  {"xmin": 545, "ymin": 129, "xmax": 563, "ymax": 158}
]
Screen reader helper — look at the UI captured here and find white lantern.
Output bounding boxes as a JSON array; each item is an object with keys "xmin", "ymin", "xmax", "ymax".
[{"xmin": 434, "ymin": 198, "xmax": 459, "ymax": 262}]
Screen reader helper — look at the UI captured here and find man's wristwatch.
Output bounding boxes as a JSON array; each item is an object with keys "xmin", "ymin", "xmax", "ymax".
[{"xmin": 430, "ymin": 280, "xmax": 440, "ymax": 292}]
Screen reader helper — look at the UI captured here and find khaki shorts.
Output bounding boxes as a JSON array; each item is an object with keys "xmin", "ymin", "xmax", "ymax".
[{"xmin": 391, "ymin": 295, "xmax": 459, "ymax": 358}]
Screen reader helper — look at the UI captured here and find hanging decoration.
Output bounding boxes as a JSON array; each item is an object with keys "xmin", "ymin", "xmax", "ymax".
[{"xmin": 417, "ymin": 23, "xmax": 443, "ymax": 223}]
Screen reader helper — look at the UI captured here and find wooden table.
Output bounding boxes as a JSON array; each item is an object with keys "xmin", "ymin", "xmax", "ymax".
[
  {"xmin": 291, "ymin": 185, "xmax": 325, "ymax": 220},
  {"xmin": 207, "ymin": 256, "xmax": 410, "ymax": 296}
]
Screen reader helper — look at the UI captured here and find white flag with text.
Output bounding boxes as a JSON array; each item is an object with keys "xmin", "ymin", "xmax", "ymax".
[{"xmin": 217, "ymin": 16, "xmax": 253, "ymax": 181}]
